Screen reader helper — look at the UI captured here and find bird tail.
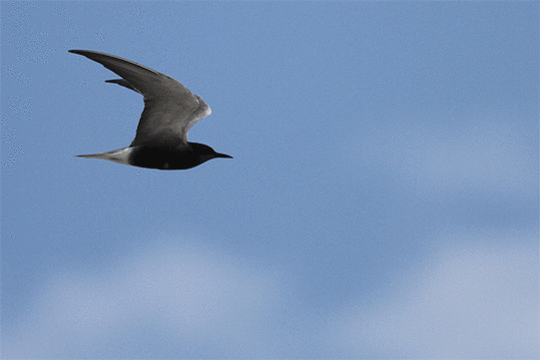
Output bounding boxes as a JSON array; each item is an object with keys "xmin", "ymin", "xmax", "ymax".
[{"xmin": 75, "ymin": 147, "xmax": 134, "ymax": 166}]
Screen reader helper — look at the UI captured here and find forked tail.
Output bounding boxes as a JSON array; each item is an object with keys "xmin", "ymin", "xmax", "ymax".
[{"xmin": 75, "ymin": 147, "xmax": 134, "ymax": 166}]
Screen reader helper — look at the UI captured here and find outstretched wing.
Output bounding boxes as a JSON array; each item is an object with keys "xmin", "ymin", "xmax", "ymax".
[{"xmin": 69, "ymin": 50, "xmax": 211, "ymax": 146}]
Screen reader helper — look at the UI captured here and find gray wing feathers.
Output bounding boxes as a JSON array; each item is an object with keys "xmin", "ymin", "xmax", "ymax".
[
  {"xmin": 106, "ymin": 79, "xmax": 141, "ymax": 93},
  {"xmin": 69, "ymin": 49, "xmax": 211, "ymax": 145}
]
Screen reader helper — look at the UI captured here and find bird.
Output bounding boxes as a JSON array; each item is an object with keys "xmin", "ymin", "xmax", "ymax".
[{"xmin": 69, "ymin": 49, "xmax": 232, "ymax": 170}]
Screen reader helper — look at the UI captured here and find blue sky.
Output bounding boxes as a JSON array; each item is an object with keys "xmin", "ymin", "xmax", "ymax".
[{"xmin": 2, "ymin": 1, "xmax": 538, "ymax": 358}]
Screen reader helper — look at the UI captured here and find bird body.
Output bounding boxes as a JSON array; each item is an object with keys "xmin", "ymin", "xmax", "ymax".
[{"xmin": 70, "ymin": 50, "xmax": 232, "ymax": 170}]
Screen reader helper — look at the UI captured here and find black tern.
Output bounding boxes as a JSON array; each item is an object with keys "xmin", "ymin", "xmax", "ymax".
[{"xmin": 69, "ymin": 49, "xmax": 232, "ymax": 170}]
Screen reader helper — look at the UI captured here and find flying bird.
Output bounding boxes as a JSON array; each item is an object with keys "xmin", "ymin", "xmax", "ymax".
[{"xmin": 69, "ymin": 49, "xmax": 232, "ymax": 170}]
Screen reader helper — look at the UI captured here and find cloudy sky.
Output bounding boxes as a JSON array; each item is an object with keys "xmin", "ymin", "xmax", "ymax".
[{"xmin": 2, "ymin": 2, "xmax": 538, "ymax": 358}]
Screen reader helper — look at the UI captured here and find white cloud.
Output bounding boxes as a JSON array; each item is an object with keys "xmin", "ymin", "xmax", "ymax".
[
  {"xmin": 345, "ymin": 116, "xmax": 537, "ymax": 199},
  {"xmin": 331, "ymin": 230, "xmax": 539, "ymax": 358},
  {"xmin": 4, "ymin": 231, "xmax": 537, "ymax": 358},
  {"xmin": 3, "ymin": 243, "xmax": 282, "ymax": 358},
  {"xmin": 400, "ymin": 122, "xmax": 536, "ymax": 197}
]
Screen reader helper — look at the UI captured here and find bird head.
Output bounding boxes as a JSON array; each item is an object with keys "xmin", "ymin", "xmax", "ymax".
[{"xmin": 192, "ymin": 143, "xmax": 232, "ymax": 165}]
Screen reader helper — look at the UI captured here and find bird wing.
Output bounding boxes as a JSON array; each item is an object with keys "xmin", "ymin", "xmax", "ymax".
[{"xmin": 69, "ymin": 50, "xmax": 211, "ymax": 146}]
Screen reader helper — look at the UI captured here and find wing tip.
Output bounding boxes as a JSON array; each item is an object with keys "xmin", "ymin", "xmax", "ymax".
[{"xmin": 68, "ymin": 49, "xmax": 85, "ymax": 55}]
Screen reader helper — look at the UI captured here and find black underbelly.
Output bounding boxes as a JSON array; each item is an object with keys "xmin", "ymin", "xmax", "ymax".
[{"xmin": 129, "ymin": 146, "xmax": 200, "ymax": 170}]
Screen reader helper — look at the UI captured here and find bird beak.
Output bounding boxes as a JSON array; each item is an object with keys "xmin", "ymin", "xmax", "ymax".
[{"xmin": 216, "ymin": 153, "xmax": 233, "ymax": 159}]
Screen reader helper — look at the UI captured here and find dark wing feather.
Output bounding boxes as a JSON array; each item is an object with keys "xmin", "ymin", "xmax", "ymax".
[
  {"xmin": 106, "ymin": 79, "xmax": 140, "ymax": 93},
  {"xmin": 69, "ymin": 49, "xmax": 211, "ymax": 145}
]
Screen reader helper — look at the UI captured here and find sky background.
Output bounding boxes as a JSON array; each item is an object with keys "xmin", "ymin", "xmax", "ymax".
[{"xmin": 1, "ymin": 2, "xmax": 538, "ymax": 358}]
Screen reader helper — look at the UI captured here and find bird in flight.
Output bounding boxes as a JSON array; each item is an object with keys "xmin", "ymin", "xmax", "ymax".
[{"xmin": 69, "ymin": 49, "xmax": 232, "ymax": 170}]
